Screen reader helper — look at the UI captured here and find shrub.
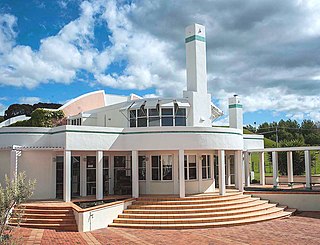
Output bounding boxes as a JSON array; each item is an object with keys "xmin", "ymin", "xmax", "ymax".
[{"xmin": 0, "ymin": 172, "xmax": 35, "ymax": 243}]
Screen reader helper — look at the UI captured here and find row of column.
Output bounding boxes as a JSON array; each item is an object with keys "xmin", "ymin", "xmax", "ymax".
[
  {"xmin": 63, "ymin": 149, "xmax": 246, "ymax": 202},
  {"xmin": 63, "ymin": 150, "xmax": 141, "ymax": 202},
  {"xmin": 244, "ymin": 150, "xmax": 312, "ymax": 189}
]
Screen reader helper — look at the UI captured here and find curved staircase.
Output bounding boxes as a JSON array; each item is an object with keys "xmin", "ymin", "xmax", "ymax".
[
  {"xmin": 9, "ymin": 203, "xmax": 78, "ymax": 231},
  {"xmin": 109, "ymin": 191, "xmax": 295, "ymax": 229}
]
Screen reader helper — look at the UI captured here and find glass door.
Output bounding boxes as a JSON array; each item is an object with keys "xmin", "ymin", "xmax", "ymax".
[
  {"xmin": 114, "ymin": 156, "xmax": 132, "ymax": 195},
  {"xmin": 103, "ymin": 156, "xmax": 109, "ymax": 196},
  {"xmin": 86, "ymin": 156, "xmax": 96, "ymax": 196},
  {"xmin": 56, "ymin": 156, "xmax": 64, "ymax": 199},
  {"xmin": 214, "ymin": 155, "xmax": 219, "ymax": 188},
  {"xmin": 71, "ymin": 156, "xmax": 81, "ymax": 198}
]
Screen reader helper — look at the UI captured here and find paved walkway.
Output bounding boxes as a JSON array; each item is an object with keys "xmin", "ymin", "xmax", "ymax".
[{"xmin": 10, "ymin": 212, "xmax": 320, "ymax": 244}]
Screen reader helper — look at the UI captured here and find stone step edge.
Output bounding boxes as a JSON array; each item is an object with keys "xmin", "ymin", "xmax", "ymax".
[
  {"xmin": 16, "ymin": 213, "xmax": 74, "ymax": 217},
  {"xmin": 14, "ymin": 208, "xmax": 73, "ymax": 213},
  {"xmin": 134, "ymin": 195, "xmax": 251, "ymax": 205},
  {"xmin": 10, "ymin": 218, "xmax": 76, "ymax": 223},
  {"xmin": 129, "ymin": 197, "xmax": 260, "ymax": 209},
  {"xmin": 119, "ymin": 203, "xmax": 277, "ymax": 219},
  {"xmin": 124, "ymin": 200, "xmax": 269, "ymax": 214},
  {"xmin": 18, "ymin": 206, "xmax": 73, "ymax": 210},
  {"xmin": 109, "ymin": 211, "xmax": 292, "ymax": 229},
  {"xmin": 113, "ymin": 207, "xmax": 284, "ymax": 224},
  {"xmin": 9, "ymin": 222, "xmax": 77, "ymax": 228},
  {"xmin": 138, "ymin": 192, "xmax": 242, "ymax": 201}
]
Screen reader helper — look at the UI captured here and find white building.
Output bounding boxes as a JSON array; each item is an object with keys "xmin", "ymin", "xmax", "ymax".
[{"xmin": 0, "ymin": 24, "xmax": 264, "ymax": 202}]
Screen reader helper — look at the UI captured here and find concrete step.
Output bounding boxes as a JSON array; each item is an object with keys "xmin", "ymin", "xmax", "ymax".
[
  {"xmin": 109, "ymin": 211, "xmax": 292, "ymax": 229},
  {"xmin": 129, "ymin": 196, "xmax": 259, "ymax": 210},
  {"xmin": 119, "ymin": 203, "xmax": 277, "ymax": 219},
  {"xmin": 10, "ymin": 204, "xmax": 78, "ymax": 231},
  {"xmin": 10, "ymin": 217, "xmax": 76, "ymax": 224},
  {"xmin": 138, "ymin": 192, "xmax": 242, "ymax": 201},
  {"xmin": 20, "ymin": 205, "xmax": 72, "ymax": 210},
  {"xmin": 124, "ymin": 199, "xmax": 269, "ymax": 214},
  {"xmin": 134, "ymin": 194, "xmax": 251, "ymax": 205},
  {"xmin": 16, "ymin": 213, "xmax": 74, "ymax": 219},
  {"xmin": 13, "ymin": 208, "xmax": 72, "ymax": 214},
  {"xmin": 113, "ymin": 207, "xmax": 285, "ymax": 224}
]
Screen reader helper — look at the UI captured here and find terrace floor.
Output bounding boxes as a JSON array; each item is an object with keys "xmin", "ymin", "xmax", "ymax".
[{"xmin": 9, "ymin": 211, "xmax": 320, "ymax": 245}]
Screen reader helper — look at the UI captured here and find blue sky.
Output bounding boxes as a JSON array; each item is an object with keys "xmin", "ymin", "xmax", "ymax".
[{"xmin": 0, "ymin": 0, "xmax": 320, "ymax": 126}]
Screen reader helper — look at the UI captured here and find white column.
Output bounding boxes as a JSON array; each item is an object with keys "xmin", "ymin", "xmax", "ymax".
[
  {"xmin": 179, "ymin": 150, "xmax": 185, "ymax": 198},
  {"xmin": 96, "ymin": 151, "xmax": 103, "ymax": 200},
  {"xmin": 304, "ymin": 150, "xmax": 312, "ymax": 189},
  {"xmin": 287, "ymin": 151, "xmax": 294, "ymax": 183},
  {"xmin": 63, "ymin": 150, "xmax": 72, "ymax": 202},
  {"xmin": 235, "ymin": 150, "xmax": 243, "ymax": 191},
  {"xmin": 272, "ymin": 151, "xmax": 279, "ymax": 188},
  {"xmin": 132, "ymin": 150, "xmax": 139, "ymax": 198},
  {"xmin": 10, "ymin": 150, "xmax": 18, "ymax": 180},
  {"xmin": 226, "ymin": 154, "xmax": 231, "ymax": 186},
  {"xmin": 109, "ymin": 155, "xmax": 114, "ymax": 194},
  {"xmin": 218, "ymin": 150, "xmax": 226, "ymax": 195},
  {"xmin": 244, "ymin": 152, "xmax": 250, "ymax": 187},
  {"xmin": 259, "ymin": 152, "xmax": 265, "ymax": 186}
]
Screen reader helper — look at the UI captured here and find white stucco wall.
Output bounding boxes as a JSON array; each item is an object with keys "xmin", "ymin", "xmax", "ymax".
[
  {"xmin": 243, "ymin": 134, "xmax": 264, "ymax": 150},
  {"xmin": 18, "ymin": 151, "xmax": 55, "ymax": 199},
  {"xmin": 248, "ymin": 192, "xmax": 320, "ymax": 211},
  {"xmin": 75, "ymin": 200, "xmax": 133, "ymax": 232},
  {"xmin": 63, "ymin": 126, "xmax": 244, "ymax": 151}
]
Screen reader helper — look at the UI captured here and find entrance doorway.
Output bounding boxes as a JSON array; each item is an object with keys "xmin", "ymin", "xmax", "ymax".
[
  {"xmin": 71, "ymin": 156, "xmax": 81, "ymax": 198},
  {"xmin": 56, "ymin": 156, "xmax": 64, "ymax": 199},
  {"xmin": 114, "ymin": 156, "xmax": 132, "ymax": 195},
  {"xmin": 55, "ymin": 155, "xmax": 81, "ymax": 199},
  {"xmin": 214, "ymin": 155, "xmax": 219, "ymax": 188}
]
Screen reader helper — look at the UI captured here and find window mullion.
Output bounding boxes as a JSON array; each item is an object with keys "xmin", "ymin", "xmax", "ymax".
[{"xmin": 160, "ymin": 156, "xmax": 163, "ymax": 181}]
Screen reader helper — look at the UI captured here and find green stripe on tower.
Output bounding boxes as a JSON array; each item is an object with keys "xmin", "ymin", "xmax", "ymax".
[
  {"xmin": 229, "ymin": 104, "xmax": 243, "ymax": 109},
  {"xmin": 185, "ymin": 35, "xmax": 206, "ymax": 43}
]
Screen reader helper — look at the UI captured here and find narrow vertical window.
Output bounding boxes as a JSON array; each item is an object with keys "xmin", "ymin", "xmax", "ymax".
[
  {"xmin": 162, "ymin": 155, "xmax": 173, "ymax": 180},
  {"xmin": 189, "ymin": 155, "xmax": 197, "ymax": 180},
  {"xmin": 202, "ymin": 155, "xmax": 211, "ymax": 179},
  {"xmin": 129, "ymin": 110, "xmax": 137, "ymax": 127},
  {"xmin": 152, "ymin": 156, "xmax": 160, "ymax": 180},
  {"xmin": 138, "ymin": 156, "xmax": 146, "ymax": 180}
]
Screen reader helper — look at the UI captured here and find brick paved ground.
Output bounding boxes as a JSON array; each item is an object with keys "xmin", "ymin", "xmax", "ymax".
[{"xmin": 10, "ymin": 212, "xmax": 320, "ymax": 245}]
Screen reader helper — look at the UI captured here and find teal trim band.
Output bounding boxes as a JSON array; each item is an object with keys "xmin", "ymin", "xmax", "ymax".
[
  {"xmin": 229, "ymin": 104, "xmax": 243, "ymax": 109},
  {"xmin": 185, "ymin": 35, "xmax": 206, "ymax": 43},
  {"xmin": 0, "ymin": 129, "xmax": 243, "ymax": 136},
  {"xmin": 243, "ymin": 137, "xmax": 264, "ymax": 141}
]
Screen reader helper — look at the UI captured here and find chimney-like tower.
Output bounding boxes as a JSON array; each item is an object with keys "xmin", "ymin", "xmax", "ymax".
[
  {"xmin": 228, "ymin": 95, "xmax": 243, "ymax": 132},
  {"xmin": 183, "ymin": 23, "xmax": 212, "ymax": 127},
  {"xmin": 185, "ymin": 23, "xmax": 207, "ymax": 94}
]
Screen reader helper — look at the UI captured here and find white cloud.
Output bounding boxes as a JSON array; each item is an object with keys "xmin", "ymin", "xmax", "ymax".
[
  {"xmin": 19, "ymin": 97, "xmax": 41, "ymax": 104},
  {"xmin": 0, "ymin": 103, "xmax": 5, "ymax": 115},
  {"xmin": 0, "ymin": 14, "xmax": 17, "ymax": 54}
]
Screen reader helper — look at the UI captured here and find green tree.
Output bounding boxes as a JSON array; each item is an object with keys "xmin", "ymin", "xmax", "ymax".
[
  {"xmin": 0, "ymin": 172, "xmax": 35, "ymax": 243},
  {"xmin": 277, "ymin": 139, "xmax": 316, "ymax": 176},
  {"xmin": 301, "ymin": 120, "xmax": 320, "ymax": 145},
  {"xmin": 9, "ymin": 109, "xmax": 65, "ymax": 128}
]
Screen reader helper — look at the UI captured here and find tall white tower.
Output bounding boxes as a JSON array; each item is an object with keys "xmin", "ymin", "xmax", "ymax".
[
  {"xmin": 183, "ymin": 23, "xmax": 212, "ymax": 127},
  {"xmin": 228, "ymin": 95, "xmax": 243, "ymax": 132}
]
